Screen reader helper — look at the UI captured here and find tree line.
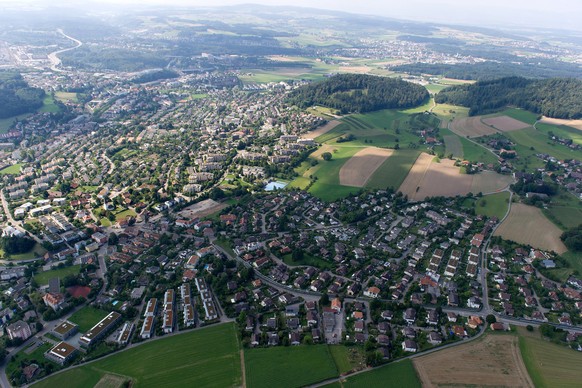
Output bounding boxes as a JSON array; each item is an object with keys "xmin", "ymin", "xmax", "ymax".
[
  {"xmin": 287, "ymin": 74, "xmax": 428, "ymax": 114},
  {"xmin": 435, "ymin": 77, "xmax": 582, "ymax": 119},
  {"xmin": 0, "ymin": 71, "xmax": 45, "ymax": 119}
]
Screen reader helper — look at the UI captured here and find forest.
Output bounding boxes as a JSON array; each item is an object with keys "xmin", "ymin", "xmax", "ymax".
[
  {"xmin": 391, "ymin": 60, "xmax": 582, "ymax": 81},
  {"xmin": 435, "ymin": 77, "xmax": 582, "ymax": 119},
  {"xmin": 287, "ymin": 74, "xmax": 428, "ymax": 114},
  {"xmin": 0, "ymin": 72, "xmax": 45, "ymax": 119}
]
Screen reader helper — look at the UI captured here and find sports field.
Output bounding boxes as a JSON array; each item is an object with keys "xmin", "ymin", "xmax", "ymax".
[
  {"xmin": 34, "ymin": 265, "xmax": 82, "ymax": 285},
  {"xmin": 33, "ymin": 323, "xmax": 241, "ymax": 388},
  {"xmin": 518, "ymin": 327, "xmax": 582, "ymax": 388},
  {"xmin": 494, "ymin": 203, "xmax": 568, "ymax": 254},
  {"xmin": 414, "ymin": 333, "xmax": 533, "ymax": 388},
  {"xmin": 245, "ymin": 345, "xmax": 338, "ymax": 388},
  {"xmin": 339, "ymin": 147, "xmax": 393, "ymax": 187}
]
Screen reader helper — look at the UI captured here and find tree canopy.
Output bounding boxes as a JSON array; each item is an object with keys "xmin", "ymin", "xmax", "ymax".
[
  {"xmin": 435, "ymin": 76, "xmax": 582, "ymax": 119},
  {"xmin": 0, "ymin": 71, "xmax": 45, "ymax": 119},
  {"xmin": 287, "ymin": 73, "xmax": 428, "ymax": 114}
]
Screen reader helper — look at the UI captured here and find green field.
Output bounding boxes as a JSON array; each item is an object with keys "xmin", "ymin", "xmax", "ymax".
[
  {"xmin": 68, "ymin": 306, "xmax": 110, "ymax": 332},
  {"xmin": 33, "ymin": 265, "xmax": 81, "ymax": 285},
  {"xmin": 459, "ymin": 136, "xmax": 499, "ymax": 165},
  {"xmin": 2, "ymin": 242, "xmax": 47, "ymax": 260},
  {"xmin": 502, "ymin": 108, "xmax": 538, "ymax": 125},
  {"xmin": 559, "ymin": 251, "xmax": 582, "ymax": 279},
  {"xmin": 33, "ymin": 323, "xmax": 241, "ymax": 388},
  {"xmin": 245, "ymin": 345, "xmax": 338, "ymax": 388},
  {"xmin": 518, "ymin": 327, "xmax": 582, "ymax": 388},
  {"xmin": 340, "ymin": 359, "xmax": 421, "ymax": 388},
  {"xmin": 7, "ymin": 342, "xmax": 55, "ymax": 380},
  {"xmin": 39, "ymin": 95, "xmax": 60, "ymax": 113},
  {"xmin": 328, "ymin": 346, "xmax": 365, "ymax": 375},
  {"xmin": 114, "ymin": 208, "xmax": 137, "ymax": 221},
  {"xmin": 55, "ymin": 91, "xmax": 78, "ymax": 103},
  {"xmin": 0, "ymin": 163, "xmax": 23, "ymax": 175},
  {"xmin": 0, "ymin": 113, "xmax": 31, "ymax": 134},
  {"xmin": 366, "ymin": 149, "xmax": 421, "ymax": 191},
  {"xmin": 475, "ymin": 191, "xmax": 510, "ymax": 219}
]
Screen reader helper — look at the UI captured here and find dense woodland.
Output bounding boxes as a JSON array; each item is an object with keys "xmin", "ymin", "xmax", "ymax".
[
  {"xmin": 288, "ymin": 74, "xmax": 429, "ymax": 114},
  {"xmin": 391, "ymin": 60, "xmax": 582, "ymax": 81},
  {"xmin": 132, "ymin": 69, "xmax": 179, "ymax": 84},
  {"xmin": 435, "ymin": 77, "xmax": 582, "ymax": 119},
  {"xmin": 0, "ymin": 72, "xmax": 45, "ymax": 119}
]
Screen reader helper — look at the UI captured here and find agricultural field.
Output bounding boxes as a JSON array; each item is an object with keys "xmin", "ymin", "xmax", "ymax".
[
  {"xmin": 494, "ymin": 203, "xmax": 568, "ymax": 254},
  {"xmin": 0, "ymin": 163, "xmax": 23, "ymax": 175},
  {"xmin": 339, "ymin": 359, "xmax": 421, "ymax": 388},
  {"xmin": 245, "ymin": 345, "xmax": 338, "ymax": 388},
  {"xmin": 366, "ymin": 149, "xmax": 421, "ymax": 191},
  {"xmin": 502, "ymin": 108, "xmax": 539, "ymax": 125},
  {"xmin": 450, "ymin": 116, "xmax": 497, "ymax": 137},
  {"xmin": 413, "ymin": 333, "xmax": 533, "ymax": 388},
  {"xmin": 33, "ymin": 265, "xmax": 82, "ymax": 286},
  {"xmin": 39, "ymin": 95, "xmax": 60, "ymax": 113},
  {"xmin": 398, "ymin": 153, "xmax": 511, "ymax": 201},
  {"xmin": 33, "ymin": 323, "xmax": 241, "ymax": 388},
  {"xmin": 339, "ymin": 147, "xmax": 393, "ymax": 187},
  {"xmin": 544, "ymin": 189, "xmax": 582, "ymax": 229},
  {"xmin": 482, "ymin": 115, "xmax": 530, "ymax": 132},
  {"xmin": 458, "ymin": 136, "xmax": 500, "ymax": 165},
  {"xmin": 431, "ymin": 103, "xmax": 469, "ymax": 127},
  {"xmin": 328, "ymin": 346, "xmax": 366, "ymax": 375},
  {"xmin": 443, "ymin": 134, "xmax": 463, "ymax": 158},
  {"xmin": 68, "ymin": 306, "xmax": 110, "ymax": 332},
  {"xmin": 301, "ymin": 120, "xmax": 341, "ymax": 139},
  {"xmin": 539, "ymin": 116, "xmax": 582, "ymax": 131},
  {"xmin": 518, "ymin": 327, "xmax": 582, "ymax": 388},
  {"xmin": 475, "ymin": 191, "xmax": 511, "ymax": 219}
]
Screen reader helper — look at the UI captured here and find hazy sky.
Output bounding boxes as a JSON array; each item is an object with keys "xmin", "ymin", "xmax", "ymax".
[{"xmin": 3, "ymin": 0, "xmax": 582, "ymax": 32}]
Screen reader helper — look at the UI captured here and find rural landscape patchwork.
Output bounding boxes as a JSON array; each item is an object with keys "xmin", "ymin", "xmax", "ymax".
[{"xmin": 0, "ymin": 0, "xmax": 582, "ymax": 387}]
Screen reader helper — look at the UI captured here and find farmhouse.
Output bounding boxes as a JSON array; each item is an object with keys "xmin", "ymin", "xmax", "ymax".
[{"xmin": 78, "ymin": 311, "xmax": 121, "ymax": 347}]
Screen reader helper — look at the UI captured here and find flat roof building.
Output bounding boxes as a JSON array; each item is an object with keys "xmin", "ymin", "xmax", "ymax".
[
  {"xmin": 79, "ymin": 311, "xmax": 121, "ymax": 347},
  {"xmin": 45, "ymin": 342, "xmax": 78, "ymax": 365},
  {"xmin": 53, "ymin": 321, "xmax": 79, "ymax": 340}
]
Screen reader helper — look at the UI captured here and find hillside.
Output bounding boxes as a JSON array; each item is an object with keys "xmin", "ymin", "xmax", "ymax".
[
  {"xmin": 435, "ymin": 77, "xmax": 582, "ymax": 119},
  {"xmin": 288, "ymin": 74, "xmax": 428, "ymax": 114},
  {"xmin": 0, "ymin": 72, "xmax": 45, "ymax": 119}
]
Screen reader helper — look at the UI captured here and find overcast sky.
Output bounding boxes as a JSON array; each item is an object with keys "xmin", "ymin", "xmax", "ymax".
[{"xmin": 3, "ymin": 0, "xmax": 582, "ymax": 32}]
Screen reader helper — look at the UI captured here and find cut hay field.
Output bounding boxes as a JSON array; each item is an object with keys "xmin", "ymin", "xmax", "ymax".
[
  {"xmin": 33, "ymin": 323, "xmax": 241, "ymax": 388},
  {"xmin": 450, "ymin": 116, "xmax": 497, "ymax": 137},
  {"xmin": 494, "ymin": 203, "xmax": 567, "ymax": 254},
  {"xmin": 518, "ymin": 327, "xmax": 582, "ymax": 388},
  {"xmin": 483, "ymin": 115, "xmax": 530, "ymax": 132},
  {"xmin": 398, "ymin": 153, "xmax": 511, "ymax": 201},
  {"xmin": 245, "ymin": 345, "xmax": 338, "ymax": 388},
  {"xmin": 413, "ymin": 333, "xmax": 533, "ymax": 388},
  {"xmin": 540, "ymin": 116, "xmax": 582, "ymax": 131},
  {"xmin": 339, "ymin": 147, "xmax": 393, "ymax": 187}
]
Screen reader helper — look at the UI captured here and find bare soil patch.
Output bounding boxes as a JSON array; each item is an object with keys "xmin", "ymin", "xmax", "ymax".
[
  {"xmin": 483, "ymin": 116, "xmax": 530, "ymax": 132},
  {"xmin": 539, "ymin": 116, "xmax": 582, "ymax": 131},
  {"xmin": 451, "ymin": 117, "xmax": 497, "ymax": 137},
  {"xmin": 494, "ymin": 203, "xmax": 567, "ymax": 254},
  {"xmin": 177, "ymin": 199, "xmax": 227, "ymax": 220},
  {"xmin": 302, "ymin": 120, "xmax": 341, "ymax": 139},
  {"xmin": 94, "ymin": 374, "xmax": 128, "ymax": 388},
  {"xmin": 339, "ymin": 147, "xmax": 393, "ymax": 187},
  {"xmin": 66, "ymin": 286, "xmax": 91, "ymax": 298},
  {"xmin": 413, "ymin": 334, "xmax": 534, "ymax": 388}
]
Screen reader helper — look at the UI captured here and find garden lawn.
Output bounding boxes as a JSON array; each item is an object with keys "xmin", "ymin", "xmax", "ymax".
[
  {"xmin": 34, "ymin": 265, "xmax": 81, "ymax": 286},
  {"xmin": 245, "ymin": 345, "xmax": 338, "ymax": 388},
  {"xmin": 33, "ymin": 323, "xmax": 241, "ymax": 388},
  {"xmin": 68, "ymin": 306, "xmax": 110, "ymax": 332}
]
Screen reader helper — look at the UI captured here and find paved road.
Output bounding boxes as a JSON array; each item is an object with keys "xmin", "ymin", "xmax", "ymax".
[{"xmin": 48, "ymin": 29, "xmax": 82, "ymax": 72}]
